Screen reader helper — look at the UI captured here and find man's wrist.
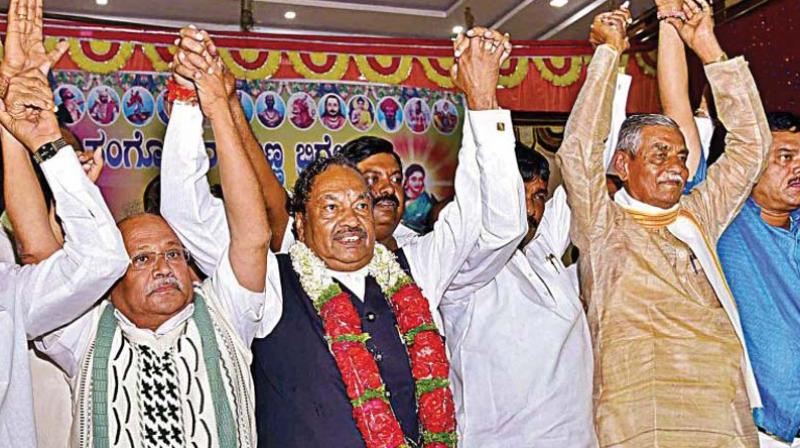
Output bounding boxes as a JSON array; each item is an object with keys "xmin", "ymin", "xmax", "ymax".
[
  {"xmin": 467, "ymin": 94, "xmax": 499, "ymax": 111},
  {"xmin": 693, "ymin": 40, "xmax": 725, "ymax": 64}
]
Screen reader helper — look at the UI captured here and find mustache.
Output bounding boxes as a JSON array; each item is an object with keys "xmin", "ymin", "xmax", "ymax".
[
  {"xmin": 146, "ymin": 276, "xmax": 182, "ymax": 296},
  {"xmin": 333, "ymin": 226, "xmax": 368, "ymax": 240},
  {"xmin": 373, "ymin": 193, "xmax": 400, "ymax": 208},
  {"xmin": 658, "ymin": 172, "xmax": 685, "ymax": 184}
]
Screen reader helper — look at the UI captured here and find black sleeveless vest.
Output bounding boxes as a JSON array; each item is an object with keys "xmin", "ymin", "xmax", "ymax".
[{"xmin": 251, "ymin": 249, "xmax": 421, "ymax": 447}]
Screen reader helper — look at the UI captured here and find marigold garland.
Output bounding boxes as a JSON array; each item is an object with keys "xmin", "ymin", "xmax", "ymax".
[
  {"xmin": 533, "ymin": 55, "xmax": 583, "ymax": 87},
  {"xmin": 290, "ymin": 242, "xmax": 457, "ymax": 448},
  {"xmin": 68, "ymin": 39, "xmax": 135, "ymax": 74},
  {"xmin": 219, "ymin": 48, "xmax": 281, "ymax": 80},
  {"xmin": 499, "ymin": 57, "xmax": 530, "ymax": 88},
  {"xmin": 354, "ymin": 55, "xmax": 413, "ymax": 85},
  {"xmin": 143, "ymin": 43, "xmax": 176, "ymax": 72},
  {"xmin": 418, "ymin": 56, "xmax": 455, "ymax": 89},
  {"xmin": 287, "ymin": 51, "xmax": 349, "ymax": 81}
]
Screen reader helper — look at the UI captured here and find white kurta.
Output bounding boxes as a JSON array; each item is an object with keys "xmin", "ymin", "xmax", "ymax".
[
  {"xmin": 440, "ymin": 187, "xmax": 597, "ymax": 447},
  {"xmin": 0, "ymin": 148, "xmax": 129, "ymax": 448},
  {"xmin": 36, "ymin": 249, "xmax": 277, "ymax": 447},
  {"xmin": 159, "ymin": 103, "xmax": 525, "ymax": 337}
]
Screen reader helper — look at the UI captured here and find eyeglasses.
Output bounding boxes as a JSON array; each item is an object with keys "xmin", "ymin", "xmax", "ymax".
[{"xmin": 129, "ymin": 248, "xmax": 190, "ymax": 270}]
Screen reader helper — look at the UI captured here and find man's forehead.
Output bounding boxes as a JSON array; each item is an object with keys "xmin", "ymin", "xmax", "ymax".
[
  {"xmin": 311, "ymin": 166, "xmax": 368, "ymax": 198},
  {"xmin": 357, "ymin": 153, "xmax": 401, "ymax": 172},
  {"xmin": 772, "ymin": 131, "xmax": 800, "ymax": 149},
  {"xmin": 120, "ymin": 215, "xmax": 179, "ymax": 245}
]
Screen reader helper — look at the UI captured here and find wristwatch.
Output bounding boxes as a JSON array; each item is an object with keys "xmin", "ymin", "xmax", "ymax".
[{"xmin": 33, "ymin": 138, "xmax": 68, "ymax": 164}]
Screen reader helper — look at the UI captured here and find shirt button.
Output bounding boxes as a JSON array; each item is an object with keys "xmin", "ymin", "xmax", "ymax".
[
  {"xmin": 366, "ymin": 312, "xmax": 376, "ymax": 322},
  {"xmin": 385, "ymin": 390, "xmax": 392, "ymax": 399},
  {"xmin": 375, "ymin": 353, "xmax": 383, "ymax": 362}
]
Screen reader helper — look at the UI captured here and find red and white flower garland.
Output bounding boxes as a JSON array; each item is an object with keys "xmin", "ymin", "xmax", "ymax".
[{"xmin": 290, "ymin": 242, "xmax": 457, "ymax": 448}]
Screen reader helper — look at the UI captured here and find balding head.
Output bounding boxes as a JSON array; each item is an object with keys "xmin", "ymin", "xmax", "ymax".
[{"xmin": 111, "ymin": 213, "xmax": 194, "ymax": 330}]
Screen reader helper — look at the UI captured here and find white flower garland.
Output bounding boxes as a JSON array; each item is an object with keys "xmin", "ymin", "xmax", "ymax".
[{"xmin": 289, "ymin": 241, "xmax": 409, "ymax": 302}]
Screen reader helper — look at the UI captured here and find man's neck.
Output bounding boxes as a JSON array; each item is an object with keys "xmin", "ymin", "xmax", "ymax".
[
  {"xmin": 751, "ymin": 196, "xmax": 792, "ymax": 229},
  {"xmin": 380, "ymin": 235, "xmax": 398, "ymax": 252},
  {"xmin": 759, "ymin": 206, "xmax": 791, "ymax": 230}
]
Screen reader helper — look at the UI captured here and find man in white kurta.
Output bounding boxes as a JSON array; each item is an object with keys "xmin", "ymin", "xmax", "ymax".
[
  {"xmin": 0, "ymin": 139, "xmax": 129, "ymax": 447},
  {"xmin": 36, "ymin": 76, "xmax": 281, "ymax": 446}
]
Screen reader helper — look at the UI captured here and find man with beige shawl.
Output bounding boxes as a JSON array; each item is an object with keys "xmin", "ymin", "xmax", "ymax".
[{"xmin": 558, "ymin": 1, "xmax": 771, "ymax": 446}]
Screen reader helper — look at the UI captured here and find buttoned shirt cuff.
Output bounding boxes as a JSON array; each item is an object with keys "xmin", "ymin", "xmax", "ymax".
[
  {"xmin": 38, "ymin": 145, "xmax": 84, "ymax": 195},
  {"xmin": 466, "ymin": 109, "xmax": 514, "ymax": 146}
]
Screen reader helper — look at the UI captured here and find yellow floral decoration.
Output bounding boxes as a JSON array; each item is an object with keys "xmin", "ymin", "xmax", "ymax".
[
  {"xmin": 68, "ymin": 38, "xmax": 135, "ymax": 74},
  {"xmin": 533, "ymin": 56, "xmax": 583, "ymax": 87},
  {"xmin": 219, "ymin": 48, "xmax": 281, "ymax": 80},
  {"xmin": 287, "ymin": 51, "xmax": 349, "ymax": 81},
  {"xmin": 353, "ymin": 55, "xmax": 413, "ymax": 85}
]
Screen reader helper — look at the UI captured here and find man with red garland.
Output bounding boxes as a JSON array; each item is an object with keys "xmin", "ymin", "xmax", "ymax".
[{"xmin": 162, "ymin": 27, "xmax": 524, "ymax": 448}]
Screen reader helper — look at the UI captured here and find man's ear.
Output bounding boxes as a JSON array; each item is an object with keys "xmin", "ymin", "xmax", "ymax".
[
  {"xmin": 295, "ymin": 212, "xmax": 306, "ymax": 242},
  {"xmin": 613, "ymin": 151, "xmax": 631, "ymax": 182}
]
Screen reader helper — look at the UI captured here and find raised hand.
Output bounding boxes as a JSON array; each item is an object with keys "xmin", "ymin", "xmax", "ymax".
[
  {"xmin": 77, "ymin": 147, "xmax": 105, "ymax": 183},
  {"xmin": 450, "ymin": 27, "xmax": 510, "ymax": 110},
  {"xmin": 0, "ymin": 69, "xmax": 61, "ymax": 152},
  {"xmin": 589, "ymin": 7, "xmax": 631, "ymax": 53},
  {"xmin": 669, "ymin": 0, "xmax": 724, "ymax": 63},
  {"xmin": 1, "ymin": 0, "xmax": 68, "ymax": 79},
  {"xmin": 172, "ymin": 26, "xmax": 235, "ymax": 99}
]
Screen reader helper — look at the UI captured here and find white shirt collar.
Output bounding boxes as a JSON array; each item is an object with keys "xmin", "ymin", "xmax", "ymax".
[
  {"xmin": 328, "ymin": 265, "xmax": 369, "ymax": 301},
  {"xmin": 114, "ymin": 302, "xmax": 195, "ymax": 338}
]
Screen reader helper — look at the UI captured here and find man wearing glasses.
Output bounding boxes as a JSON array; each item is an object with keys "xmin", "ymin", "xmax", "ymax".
[{"xmin": 35, "ymin": 46, "xmax": 278, "ymax": 447}]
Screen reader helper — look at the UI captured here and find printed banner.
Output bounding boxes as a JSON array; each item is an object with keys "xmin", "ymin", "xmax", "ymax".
[{"xmin": 53, "ymin": 70, "xmax": 465, "ymax": 231}]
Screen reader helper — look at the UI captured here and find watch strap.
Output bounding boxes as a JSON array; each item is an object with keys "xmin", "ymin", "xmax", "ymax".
[{"xmin": 33, "ymin": 138, "xmax": 68, "ymax": 164}]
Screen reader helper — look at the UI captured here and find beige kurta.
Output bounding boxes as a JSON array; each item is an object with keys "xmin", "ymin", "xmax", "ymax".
[{"xmin": 557, "ymin": 45, "xmax": 772, "ymax": 447}]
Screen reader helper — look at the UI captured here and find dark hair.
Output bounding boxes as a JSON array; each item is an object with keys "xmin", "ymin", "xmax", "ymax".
[
  {"xmin": 515, "ymin": 142, "xmax": 550, "ymax": 183},
  {"xmin": 339, "ymin": 136, "xmax": 403, "ymax": 173},
  {"xmin": 143, "ymin": 176, "xmax": 161, "ymax": 215},
  {"xmin": 766, "ymin": 112, "xmax": 800, "ymax": 133},
  {"xmin": 292, "ymin": 155, "xmax": 359, "ymax": 215},
  {"xmin": 404, "ymin": 163, "xmax": 425, "ymax": 179}
]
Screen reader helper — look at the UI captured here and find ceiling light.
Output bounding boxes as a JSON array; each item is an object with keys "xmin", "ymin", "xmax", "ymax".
[
  {"xmin": 284, "ymin": 10, "xmax": 296, "ymax": 20},
  {"xmin": 96, "ymin": 0, "xmax": 108, "ymax": 5},
  {"xmin": 452, "ymin": 25, "xmax": 464, "ymax": 35},
  {"xmin": 550, "ymin": 0, "xmax": 568, "ymax": 7}
]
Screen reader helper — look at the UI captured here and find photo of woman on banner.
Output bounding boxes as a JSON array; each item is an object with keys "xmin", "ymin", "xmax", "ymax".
[
  {"xmin": 432, "ymin": 99, "xmax": 458, "ymax": 134},
  {"xmin": 405, "ymin": 97, "xmax": 431, "ymax": 133},
  {"xmin": 319, "ymin": 93, "xmax": 347, "ymax": 131},
  {"xmin": 256, "ymin": 91, "xmax": 286, "ymax": 129},
  {"xmin": 401, "ymin": 163, "xmax": 438, "ymax": 233}
]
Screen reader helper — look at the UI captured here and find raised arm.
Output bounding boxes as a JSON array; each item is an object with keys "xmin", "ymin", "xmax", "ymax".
[
  {"xmin": 675, "ymin": 0, "xmax": 771, "ymax": 240},
  {"xmin": 656, "ymin": 0, "xmax": 703, "ymax": 178},
  {"xmin": 0, "ymin": 67, "xmax": 128, "ymax": 338},
  {"xmin": 174, "ymin": 27, "xmax": 290, "ymax": 252},
  {"xmin": 0, "ymin": 0, "xmax": 69, "ymax": 263},
  {"xmin": 2, "ymin": 125, "xmax": 58, "ymax": 263},
  {"xmin": 195, "ymin": 59, "xmax": 269, "ymax": 292},
  {"xmin": 556, "ymin": 10, "xmax": 628, "ymax": 251},
  {"xmin": 407, "ymin": 29, "xmax": 524, "ymax": 304}
]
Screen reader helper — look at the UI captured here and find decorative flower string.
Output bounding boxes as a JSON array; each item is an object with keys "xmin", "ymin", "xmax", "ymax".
[{"xmin": 290, "ymin": 241, "xmax": 457, "ymax": 448}]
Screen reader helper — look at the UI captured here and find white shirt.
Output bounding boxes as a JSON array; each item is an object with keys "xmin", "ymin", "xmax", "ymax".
[
  {"xmin": 439, "ymin": 186, "xmax": 597, "ymax": 447},
  {"xmin": 160, "ymin": 103, "xmax": 525, "ymax": 337},
  {"xmin": 36, "ymin": 250, "xmax": 267, "ymax": 447},
  {"xmin": 0, "ymin": 148, "xmax": 129, "ymax": 448}
]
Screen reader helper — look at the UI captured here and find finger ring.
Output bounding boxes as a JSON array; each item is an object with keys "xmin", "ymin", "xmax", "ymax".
[{"xmin": 18, "ymin": 14, "xmax": 27, "ymax": 19}]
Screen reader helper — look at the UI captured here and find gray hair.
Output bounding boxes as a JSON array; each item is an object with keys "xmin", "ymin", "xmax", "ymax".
[{"xmin": 615, "ymin": 114, "xmax": 680, "ymax": 156}]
